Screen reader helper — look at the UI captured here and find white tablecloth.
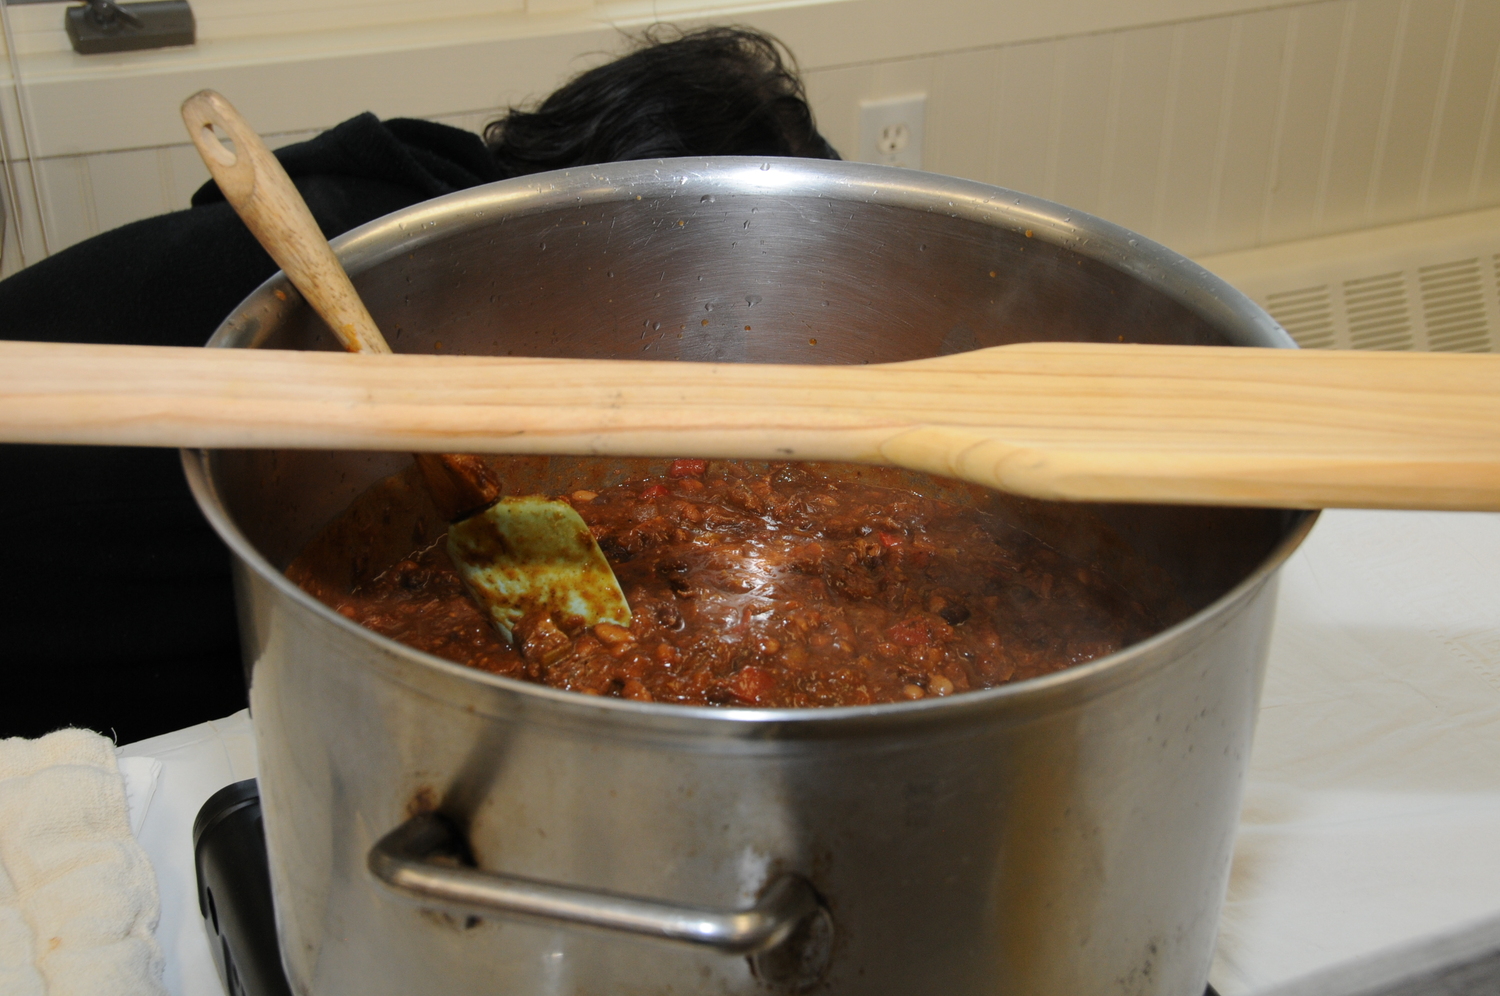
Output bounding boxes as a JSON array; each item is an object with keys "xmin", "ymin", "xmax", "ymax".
[
  {"xmin": 117, "ymin": 509, "xmax": 1500, "ymax": 996},
  {"xmin": 117, "ymin": 714, "xmax": 256, "ymax": 996},
  {"xmin": 1212, "ymin": 509, "xmax": 1500, "ymax": 995}
]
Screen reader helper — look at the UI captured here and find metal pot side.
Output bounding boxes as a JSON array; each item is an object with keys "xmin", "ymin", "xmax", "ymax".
[{"xmin": 185, "ymin": 158, "xmax": 1314, "ymax": 996}]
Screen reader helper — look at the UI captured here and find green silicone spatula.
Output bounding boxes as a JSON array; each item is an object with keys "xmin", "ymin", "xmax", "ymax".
[{"xmin": 181, "ymin": 89, "xmax": 630, "ymax": 643}]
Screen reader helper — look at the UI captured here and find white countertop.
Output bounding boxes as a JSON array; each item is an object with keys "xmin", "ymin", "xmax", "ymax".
[{"xmin": 118, "ymin": 509, "xmax": 1500, "ymax": 996}]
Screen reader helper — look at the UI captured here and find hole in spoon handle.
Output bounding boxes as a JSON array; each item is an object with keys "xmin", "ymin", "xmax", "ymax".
[{"xmin": 181, "ymin": 90, "xmax": 258, "ymax": 204}]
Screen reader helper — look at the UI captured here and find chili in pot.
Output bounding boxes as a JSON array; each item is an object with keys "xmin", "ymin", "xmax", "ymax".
[{"xmin": 288, "ymin": 459, "xmax": 1171, "ymax": 707}]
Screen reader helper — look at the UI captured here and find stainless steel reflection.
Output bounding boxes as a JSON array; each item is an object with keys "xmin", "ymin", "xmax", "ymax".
[{"xmin": 185, "ymin": 157, "xmax": 1313, "ymax": 996}]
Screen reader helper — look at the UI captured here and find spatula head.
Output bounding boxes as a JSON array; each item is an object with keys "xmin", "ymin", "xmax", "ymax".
[{"xmin": 447, "ymin": 496, "xmax": 631, "ymax": 643}]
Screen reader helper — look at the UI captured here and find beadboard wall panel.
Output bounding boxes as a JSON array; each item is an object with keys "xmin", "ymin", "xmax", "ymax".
[
  {"xmin": 1210, "ymin": 12, "xmax": 1288, "ymax": 250},
  {"xmin": 1438, "ymin": 0, "xmax": 1500, "ymax": 213},
  {"xmin": 801, "ymin": 0, "xmax": 1500, "ymax": 260},
  {"xmin": 0, "ymin": 0, "xmax": 1326, "ymax": 158},
  {"xmin": 36, "ymin": 154, "xmax": 93, "ymax": 248},
  {"xmin": 1373, "ymin": 0, "xmax": 1452, "ymax": 226},
  {"xmin": 3, "ymin": 0, "xmax": 1499, "ymax": 276},
  {"xmin": 1259, "ymin": 1, "xmax": 1344, "ymax": 246},
  {"xmin": 990, "ymin": 42, "xmax": 1054, "ymax": 205},
  {"xmin": 25, "ymin": 129, "xmax": 316, "ymax": 257},
  {"xmin": 1052, "ymin": 32, "xmax": 1117, "ymax": 222},
  {"xmin": 1321, "ymin": 0, "xmax": 1399, "ymax": 229},
  {"xmin": 925, "ymin": 48, "xmax": 993, "ymax": 186},
  {"xmin": 1097, "ymin": 27, "xmax": 1175, "ymax": 242}
]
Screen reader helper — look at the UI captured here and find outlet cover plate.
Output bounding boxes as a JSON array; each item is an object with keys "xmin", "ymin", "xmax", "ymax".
[{"xmin": 859, "ymin": 94, "xmax": 925, "ymax": 170}]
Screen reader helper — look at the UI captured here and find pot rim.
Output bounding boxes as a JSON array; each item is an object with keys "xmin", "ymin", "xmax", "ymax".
[{"xmin": 186, "ymin": 156, "xmax": 1318, "ymax": 729}]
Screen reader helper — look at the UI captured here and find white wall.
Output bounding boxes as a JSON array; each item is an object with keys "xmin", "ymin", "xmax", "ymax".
[
  {"xmin": 1, "ymin": 0, "xmax": 1497, "ymax": 275},
  {"xmin": 808, "ymin": 0, "xmax": 1500, "ymax": 258}
]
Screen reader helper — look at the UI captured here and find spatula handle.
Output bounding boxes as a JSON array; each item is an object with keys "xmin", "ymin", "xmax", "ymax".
[
  {"xmin": 3, "ymin": 339, "xmax": 1498, "ymax": 511},
  {"xmin": 181, "ymin": 90, "xmax": 392, "ymax": 356}
]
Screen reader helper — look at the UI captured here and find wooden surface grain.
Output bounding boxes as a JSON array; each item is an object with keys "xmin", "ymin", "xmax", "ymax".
[{"xmin": 3, "ymin": 339, "xmax": 1497, "ymax": 511}]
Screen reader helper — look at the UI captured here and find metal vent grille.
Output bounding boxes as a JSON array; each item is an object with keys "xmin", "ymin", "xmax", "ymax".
[
  {"xmin": 1419, "ymin": 259, "xmax": 1490, "ymax": 352},
  {"xmin": 1262, "ymin": 286, "xmax": 1338, "ymax": 349},
  {"xmin": 1200, "ymin": 209, "xmax": 1500, "ymax": 352},
  {"xmin": 1343, "ymin": 272, "xmax": 1414, "ymax": 350}
]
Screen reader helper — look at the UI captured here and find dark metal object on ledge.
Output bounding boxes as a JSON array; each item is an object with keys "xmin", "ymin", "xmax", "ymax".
[{"xmin": 65, "ymin": 0, "xmax": 193, "ymax": 54}]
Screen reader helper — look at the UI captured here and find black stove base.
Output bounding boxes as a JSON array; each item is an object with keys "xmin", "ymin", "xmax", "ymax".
[{"xmin": 194, "ymin": 780, "xmax": 293, "ymax": 996}]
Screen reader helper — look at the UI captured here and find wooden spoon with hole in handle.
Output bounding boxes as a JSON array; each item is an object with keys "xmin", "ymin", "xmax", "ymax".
[{"xmin": 178, "ymin": 89, "xmax": 631, "ymax": 643}]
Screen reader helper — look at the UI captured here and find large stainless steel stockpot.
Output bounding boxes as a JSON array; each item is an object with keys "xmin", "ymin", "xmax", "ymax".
[{"xmin": 185, "ymin": 158, "xmax": 1313, "ymax": 996}]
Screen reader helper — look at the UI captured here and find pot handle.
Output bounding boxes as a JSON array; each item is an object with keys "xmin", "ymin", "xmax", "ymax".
[{"xmin": 368, "ymin": 813, "xmax": 831, "ymax": 980}]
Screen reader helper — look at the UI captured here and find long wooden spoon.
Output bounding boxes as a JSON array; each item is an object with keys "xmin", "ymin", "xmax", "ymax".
[
  {"xmin": 2, "ymin": 338, "xmax": 1497, "ymax": 511},
  {"xmin": 178, "ymin": 89, "xmax": 631, "ymax": 643},
  {"xmin": 180, "ymin": 89, "xmax": 494, "ymax": 517}
]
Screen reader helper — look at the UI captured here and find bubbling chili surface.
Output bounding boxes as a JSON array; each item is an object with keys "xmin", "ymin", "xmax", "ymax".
[{"xmin": 287, "ymin": 460, "xmax": 1167, "ymax": 707}]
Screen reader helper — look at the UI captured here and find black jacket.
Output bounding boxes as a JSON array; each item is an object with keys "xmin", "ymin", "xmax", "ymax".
[{"xmin": 0, "ymin": 115, "xmax": 502, "ymax": 741}]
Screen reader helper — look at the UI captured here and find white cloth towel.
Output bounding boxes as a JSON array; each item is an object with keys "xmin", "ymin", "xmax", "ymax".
[{"xmin": 0, "ymin": 728, "xmax": 167, "ymax": 996}]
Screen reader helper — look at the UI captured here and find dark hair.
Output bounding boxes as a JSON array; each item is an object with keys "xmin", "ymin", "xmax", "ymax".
[{"xmin": 483, "ymin": 26, "xmax": 839, "ymax": 177}]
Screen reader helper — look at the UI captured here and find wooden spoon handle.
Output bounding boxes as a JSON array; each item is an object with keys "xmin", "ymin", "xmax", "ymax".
[
  {"xmin": 183, "ymin": 90, "xmax": 501, "ymax": 518},
  {"xmin": 3, "ymin": 339, "xmax": 1497, "ymax": 511},
  {"xmin": 181, "ymin": 90, "xmax": 391, "ymax": 356}
]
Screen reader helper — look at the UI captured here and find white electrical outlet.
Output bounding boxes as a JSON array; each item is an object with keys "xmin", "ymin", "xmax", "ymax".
[{"xmin": 859, "ymin": 94, "xmax": 926, "ymax": 170}]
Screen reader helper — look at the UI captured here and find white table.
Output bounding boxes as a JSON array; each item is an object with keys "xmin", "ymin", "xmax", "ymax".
[{"xmin": 118, "ymin": 509, "xmax": 1500, "ymax": 996}]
